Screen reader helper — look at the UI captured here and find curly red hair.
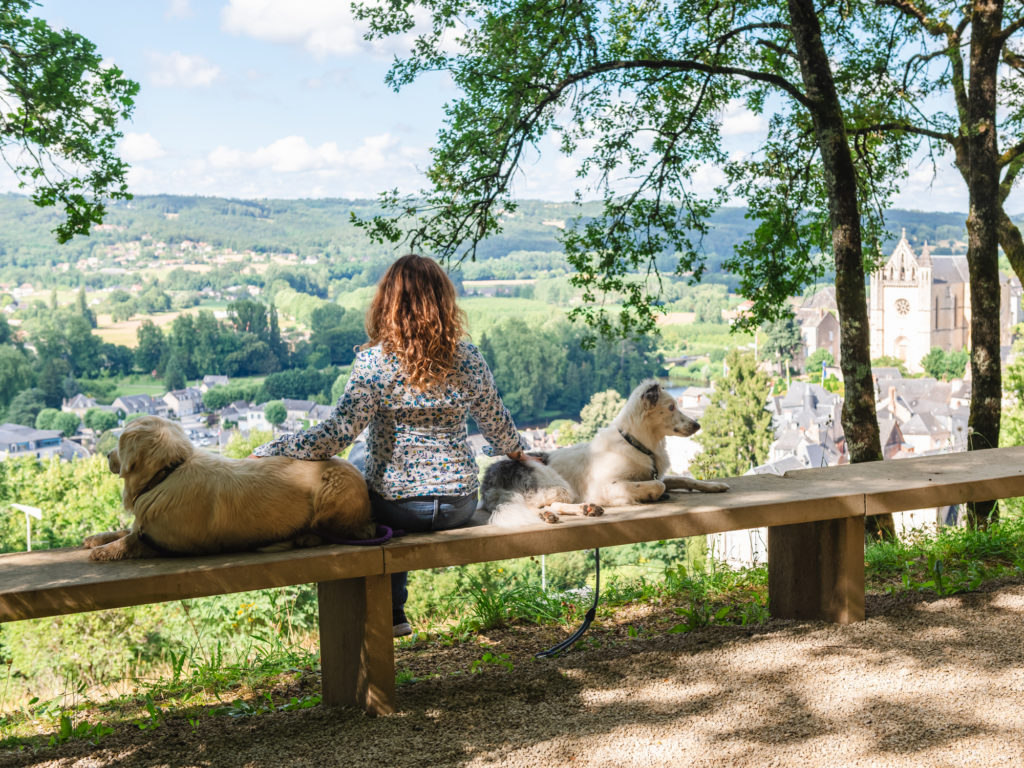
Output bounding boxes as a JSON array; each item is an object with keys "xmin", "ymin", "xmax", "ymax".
[{"xmin": 363, "ymin": 254, "xmax": 468, "ymax": 390}]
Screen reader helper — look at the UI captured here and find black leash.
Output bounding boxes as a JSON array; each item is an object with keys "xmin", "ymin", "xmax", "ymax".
[
  {"xmin": 322, "ymin": 524, "xmax": 401, "ymax": 546},
  {"xmin": 535, "ymin": 548, "xmax": 601, "ymax": 659}
]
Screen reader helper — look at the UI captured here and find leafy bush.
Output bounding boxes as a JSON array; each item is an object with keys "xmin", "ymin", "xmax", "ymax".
[
  {"xmin": 0, "ymin": 586, "xmax": 320, "ymax": 702},
  {"xmin": 0, "ymin": 456, "xmax": 124, "ymax": 553},
  {"xmin": 223, "ymin": 429, "xmax": 274, "ymax": 459}
]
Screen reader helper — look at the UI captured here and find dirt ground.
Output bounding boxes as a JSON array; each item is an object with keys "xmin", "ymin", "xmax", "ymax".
[{"xmin": 3, "ymin": 580, "xmax": 1024, "ymax": 768}]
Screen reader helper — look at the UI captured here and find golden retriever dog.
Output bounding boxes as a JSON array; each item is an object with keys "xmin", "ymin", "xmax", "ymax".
[
  {"xmin": 482, "ymin": 380, "xmax": 729, "ymax": 526},
  {"xmin": 83, "ymin": 415, "xmax": 374, "ymax": 560}
]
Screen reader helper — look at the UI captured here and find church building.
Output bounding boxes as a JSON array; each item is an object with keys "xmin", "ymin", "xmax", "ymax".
[{"xmin": 869, "ymin": 231, "xmax": 1021, "ymax": 372}]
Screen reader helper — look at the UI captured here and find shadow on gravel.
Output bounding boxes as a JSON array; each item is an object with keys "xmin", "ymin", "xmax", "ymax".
[{"xmin": 2, "ymin": 580, "xmax": 1022, "ymax": 768}]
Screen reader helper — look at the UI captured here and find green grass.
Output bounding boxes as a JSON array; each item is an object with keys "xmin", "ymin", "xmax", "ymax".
[
  {"xmin": 459, "ymin": 296, "xmax": 565, "ymax": 333},
  {"xmin": 84, "ymin": 373, "xmax": 269, "ymax": 401},
  {"xmin": 108, "ymin": 374, "xmax": 167, "ymax": 397}
]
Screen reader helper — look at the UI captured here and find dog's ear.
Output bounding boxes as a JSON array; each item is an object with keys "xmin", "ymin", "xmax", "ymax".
[
  {"xmin": 115, "ymin": 429, "xmax": 141, "ymax": 477},
  {"xmin": 642, "ymin": 383, "xmax": 661, "ymax": 408}
]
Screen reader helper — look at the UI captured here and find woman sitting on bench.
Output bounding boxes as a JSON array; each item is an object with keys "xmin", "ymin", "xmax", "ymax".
[{"xmin": 254, "ymin": 253, "xmax": 532, "ymax": 636}]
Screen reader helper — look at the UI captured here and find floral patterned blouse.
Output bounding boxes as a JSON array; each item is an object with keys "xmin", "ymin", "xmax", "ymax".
[{"xmin": 252, "ymin": 341, "xmax": 527, "ymax": 500}]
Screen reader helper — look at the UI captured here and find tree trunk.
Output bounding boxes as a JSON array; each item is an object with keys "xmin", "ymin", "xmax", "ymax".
[
  {"xmin": 786, "ymin": 0, "xmax": 892, "ymax": 538},
  {"xmin": 964, "ymin": 0, "xmax": 1004, "ymax": 528}
]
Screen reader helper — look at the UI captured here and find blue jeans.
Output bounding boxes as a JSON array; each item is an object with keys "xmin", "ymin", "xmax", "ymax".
[{"xmin": 349, "ymin": 443, "xmax": 478, "ymax": 622}]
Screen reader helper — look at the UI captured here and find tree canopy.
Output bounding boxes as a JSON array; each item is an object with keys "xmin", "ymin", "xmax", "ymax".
[
  {"xmin": 354, "ymin": 0, "xmax": 905, "ymax": 334},
  {"xmin": 0, "ymin": 0, "xmax": 138, "ymax": 241}
]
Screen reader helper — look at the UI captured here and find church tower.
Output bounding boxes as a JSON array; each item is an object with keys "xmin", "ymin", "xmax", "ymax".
[{"xmin": 869, "ymin": 231, "xmax": 972, "ymax": 372}]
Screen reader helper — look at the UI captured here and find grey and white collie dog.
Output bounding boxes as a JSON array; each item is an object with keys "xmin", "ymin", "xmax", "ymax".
[{"xmin": 481, "ymin": 380, "xmax": 729, "ymax": 526}]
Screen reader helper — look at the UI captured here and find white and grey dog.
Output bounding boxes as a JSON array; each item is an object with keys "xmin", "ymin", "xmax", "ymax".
[{"xmin": 482, "ymin": 380, "xmax": 729, "ymax": 526}]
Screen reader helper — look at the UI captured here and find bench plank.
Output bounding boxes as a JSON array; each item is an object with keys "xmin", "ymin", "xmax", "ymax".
[
  {"xmin": 381, "ymin": 472, "xmax": 866, "ymax": 574},
  {"xmin": 0, "ymin": 545, "xmax": 383, "ymax": 622},
  {"xmin": 782, "ymin": 446, "xmax": 1024, "ymax": 514}
]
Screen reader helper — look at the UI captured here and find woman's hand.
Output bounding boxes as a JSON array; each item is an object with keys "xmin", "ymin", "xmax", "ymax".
[{"xmin": 507, "ymin": 450, "xmax": 543, "ymax": 463}]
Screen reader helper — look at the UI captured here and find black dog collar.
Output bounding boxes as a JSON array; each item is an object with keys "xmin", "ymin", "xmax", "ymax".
[
  {"xmin": 617, "ymin": 429, "xmax": 659, "ymax": 480},
  {"xmin": 131, "ymin": 459, "xmax": 185, "ymax": 507}
]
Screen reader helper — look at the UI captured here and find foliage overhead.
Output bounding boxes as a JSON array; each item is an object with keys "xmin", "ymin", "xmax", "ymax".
[
  {"xmin": 0, "ymin": 0, "xmax": 138, "ymax": 242},
  {"xmin": 352, "ymin": 0, "xmax": 910, "ymax": 337}
]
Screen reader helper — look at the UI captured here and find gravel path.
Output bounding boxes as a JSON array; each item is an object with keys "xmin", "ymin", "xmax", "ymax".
[{"xmin": 3, "ymin": 581, "xmax": 1024, "ymax": 768}]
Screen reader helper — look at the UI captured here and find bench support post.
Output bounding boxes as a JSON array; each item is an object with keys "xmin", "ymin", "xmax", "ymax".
[
  {"xmin": 317, "ymin": 574, "xmax": 395, "ymax": 715},
  {"xmin": 767, "ymin": 517, "xmax": 865, "ymax": 624}
]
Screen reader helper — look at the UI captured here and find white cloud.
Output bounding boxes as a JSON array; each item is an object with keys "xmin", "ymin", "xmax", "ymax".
[
  {"xmin": 720, "ymin": 101, "xmax": 769, "ymax": 136},
  {"xmin": 120, "ymin": 132, "xmax": 167, "ymax": 162},
  {"xmin": 220, "ymin": 0, "xmax": 444, "ymax": 58},
  {"xmin": 165, "ymin": 0, "xmax": 192, "ymax": 19},
  {"xmin": 221, "ymin": 0, "xmax": 366, "ymax": 58},
  {"xmin": 209, "ymin": 135, "xmax": 344, "ymax": 173},
  {"xmin": 891, "ymin": 161, "xmax": 967, "ymax": 213},
  {"xmin": 208, "ymin": 133, "xmax": 427, "ymax": 176},
  {"xmin": 149, "ymin": 51, "xmax": 221, "ymax": 88},
  {"xmin": 188, "ymin": 134, "xmax": 429, "ymax": 197}
]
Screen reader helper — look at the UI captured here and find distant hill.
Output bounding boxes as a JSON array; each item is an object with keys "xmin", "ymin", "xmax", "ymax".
[{"xmin": 0, "ymin": 192, "xmax": 997, "ymax": 283}]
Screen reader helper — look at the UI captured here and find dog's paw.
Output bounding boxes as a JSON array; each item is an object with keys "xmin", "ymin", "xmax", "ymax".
[
  {"xmin": 82, "ymin": 532, "xmax": 121, "ymax": 549},
  {"xmin": 539, "ymin": 510, "xmax": 561, "ymax": 524},
  {"xmin": 700, "ymin": 481, "xmax": 730, "ymax": 493},
  {"xmin": 582, "ymin": 503, "xmax": 604, "ymax": 517},
  {"xmin": 88, "ymin": 543, "xmax": 124, "ymax": 561}
]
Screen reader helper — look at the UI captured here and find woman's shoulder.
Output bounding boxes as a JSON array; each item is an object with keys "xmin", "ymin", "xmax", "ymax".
[
  {"xmin": 456, "ymin": 339, "xmax": 481, "ymax": 357},
  {"xmin": 353, "ymin": 344, "xmax": 400, "ymax": 377},
  {"xmin": 355, "ymin": 344, "xmax": 383, "ymax": 361},
  {"xmin": 455, "ymin": 340, "xmax": 487, "ymax": 368}
]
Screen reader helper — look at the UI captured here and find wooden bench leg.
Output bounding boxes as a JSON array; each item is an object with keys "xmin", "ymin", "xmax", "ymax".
[
  {"xmin": 317, "ymin": 574, "xmax": 395, "ymax": 715},
  {"xmin": 768, "ymin": 517, "xmax": 865, "ymax": 624}
]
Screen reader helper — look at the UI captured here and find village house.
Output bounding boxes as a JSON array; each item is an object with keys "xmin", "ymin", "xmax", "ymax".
[
  {"xmin": 219, "ymin": 401, "xmax": 270, "ymax": 434},
  {"xmin": 0, "ymin": 424, "xmax": 62, "ymax": 459},
  {"xmin": 791, "ymin": 287, "xmax": 841, "ymax": 371},
  {"xmin": 0, "ymin": 424, "xmax": 87, "ymax": 461},
  {"xmin": 61, "ymin": 394, "xmax": 98, "ymax": 418},
  {"xmin": 111, "ymin": 394, "xmax": 166, "ymax": 418},
  {"xmin": 163, "ymin": 387, "xmax": 204, "ymax": 418},
  {"xmin": 279, "ymin": 399, "xmax": 333, "ymax": 431},
  {"xmin": 199, "ymin": 375, "xmax": 229, "ymax": 392}
]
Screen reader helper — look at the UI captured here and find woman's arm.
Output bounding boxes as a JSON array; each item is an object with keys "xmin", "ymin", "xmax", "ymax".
[
  {"xmin": 252, "ymin": 351, "xmax": 379, "ymax": 459},
  {"xmin": 464, "ymin": 344, "xmax": 528, "ymax": 457}
]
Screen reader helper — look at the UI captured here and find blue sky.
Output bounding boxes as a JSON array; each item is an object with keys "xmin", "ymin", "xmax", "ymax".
[{"xmin": 26, "ymin": 0, "xmax": 972, "ymax": 211}]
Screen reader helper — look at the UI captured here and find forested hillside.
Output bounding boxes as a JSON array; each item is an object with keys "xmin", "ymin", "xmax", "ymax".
[{"xmin": 0, "ymin": 193, "xmax": 985, "ymax": 290}]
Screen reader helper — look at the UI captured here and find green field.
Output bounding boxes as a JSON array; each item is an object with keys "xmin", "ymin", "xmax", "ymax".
[{"xmin": 459, "ymin": 296, "xmax": 565, "ymax": 333}]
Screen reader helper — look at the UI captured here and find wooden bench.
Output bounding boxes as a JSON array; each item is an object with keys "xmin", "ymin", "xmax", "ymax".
[{"xmin": 2, "ymin": 447, "xmax": 1024, "ymax": 716}]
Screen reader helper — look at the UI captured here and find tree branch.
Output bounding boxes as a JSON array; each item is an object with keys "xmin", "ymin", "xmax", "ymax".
[
  {"xmin": 1003, "ymin": 47, "xmax": 1024, "ymax": 72},
  {"xmin": 755, "ymin": 37, "xmax": 798, "ymax": 61},
  {"xmin": 529, "ymin": 58, "xmax": 811, "ymax": 114},
  {"xmin": 999, "ymin": 15, "xmax": 1024, "ymax": 42},
  {"xmin": 1001, "ymin": 155, "xmax": 1024, "ymax": 204},
  {"xmin": 999, "ymin": 137, "xmax": 1024, "ymax": 169},
  {"xmin": 876, "ymin": 0, "xmax": 952, "ymax": 36},
  {"xmin": 849, "ymin": 121, "xmax": 955, "ymax": 144}
]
